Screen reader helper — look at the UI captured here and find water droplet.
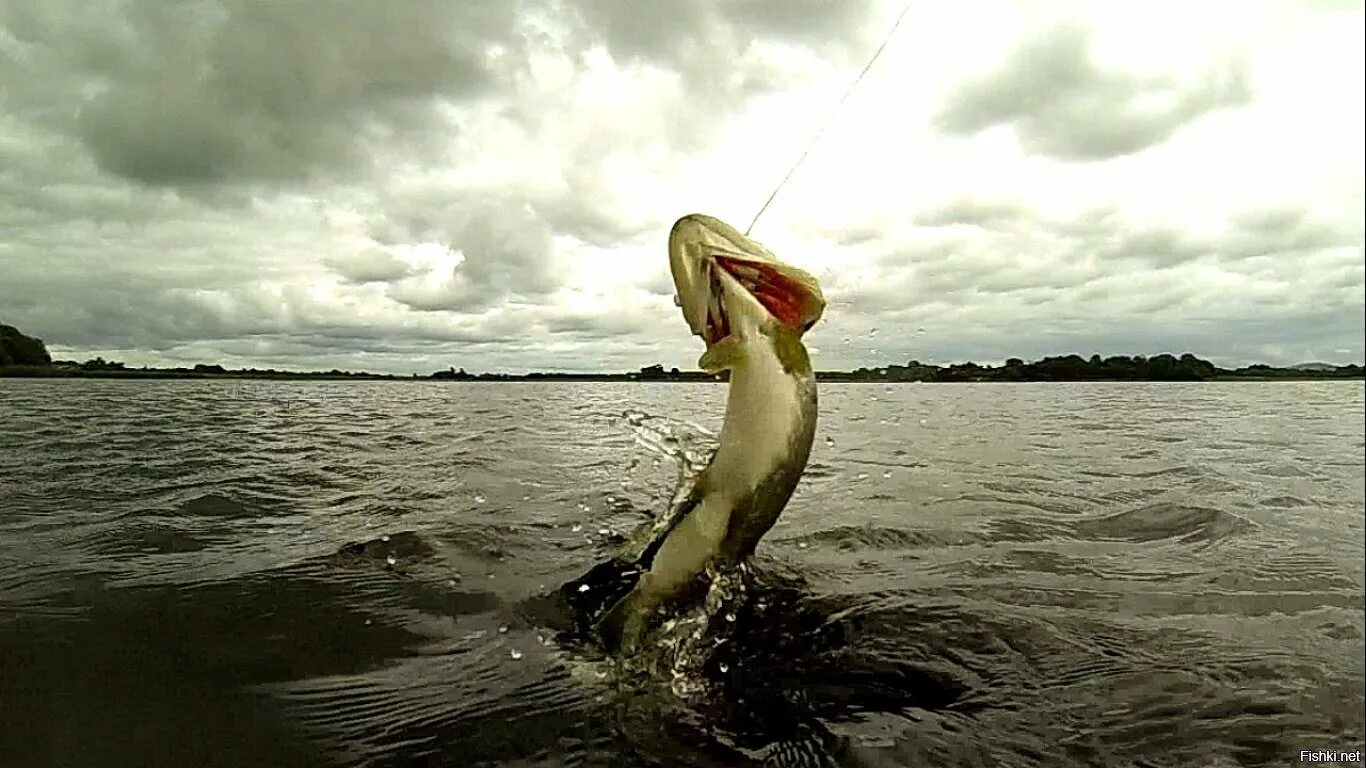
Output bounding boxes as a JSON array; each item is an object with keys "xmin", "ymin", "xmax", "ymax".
[
  {"xmin": 725, "ymin": 612, "xmax": 736, "ymax": 622},
  {"xmin": 869, "ymin": 328, "xmax": 878, "ymax": 337},
  {"xmin": 797, "ymin": 541, "xmax": 809, "ymax": 549},
  {"xmin": 447, "ymin": 577, "xmax": 458, "ymax": 586},
  {"xmin": 915, "ymin": 327, "xmax": 925, "ymax": 335},
  {"xmin": 598, "ymin": 528, "xmax": 611, "ymax": 536},
  {"xmin": 498, "ymin": 625, "xmax": 509, "ymax": 634},
  {"xmin": 882, "ymin": 470, "xmax": 892, "ymax": 479},
  {"xmin": 606, "ymin": 495, "xmax": 616, "ymax": 504},
  {"xmin": 522, "ymin": 495, "xmax": 531, "ymax": 502},
  {"xmin": 510, "ymin": 649, "xmax": 523, "ymax": 660},
  {"xmin": 824, "ymin": 436, "xmax": 835, "ymax": 447},
  {"xmin": 385, "ymin": 555, "xmax": 397, "ymax": 566},
  {"xmin": 364, "ymin": 618, "xmax": 372, "ymax": 625},
  {"xmin": 473, "ymin": 493, "xmax": 486, "ymax": 504},
  {"xmin": 578, "ymin": 584, "xmax": 591, "ymax": 593},
  {"xmin": 380, "ymin": 534, "xmax": 391, "ymax": 542},
  {"xmin": 856, "ymin": 472, "xmax": 869, "ymax": 480},
  {"xmin": 842, "ymin": 336, "xmax": 851, "ymax": 345},
  {"xmin": 571, "ymin": 523, "xmax": 583, "ymax": 533},
  {"xmin": 919, "ymin": 418, "xmax": 927, "ymax": 425},
  {"xmin": 719, "ymin": 662, "xmax": 730, "ymax": 673}
]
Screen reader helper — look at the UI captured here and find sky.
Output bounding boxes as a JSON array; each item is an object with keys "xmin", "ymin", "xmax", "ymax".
[{"xmin": 0, "ymin": 0, "xmax": 1362, "ymax": 374}]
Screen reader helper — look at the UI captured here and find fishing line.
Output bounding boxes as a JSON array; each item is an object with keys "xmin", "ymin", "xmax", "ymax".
[{"xmin": 744, "ymin": 3, "xmax": 914, "ymax": 237}]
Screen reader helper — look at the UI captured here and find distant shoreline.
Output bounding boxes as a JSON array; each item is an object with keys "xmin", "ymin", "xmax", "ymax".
[
  {"xmin": 1, "ymin": 362, "xmax": 1361, "ymax": 383},
  {"xmin": 5, "ymin": 323, "xmax": 1362, "ymax": 382}
]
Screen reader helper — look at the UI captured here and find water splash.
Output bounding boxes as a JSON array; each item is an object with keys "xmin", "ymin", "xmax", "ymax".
[{"xmin": 621, "ymin": 409, "xmax": 716, "ymax": 475}]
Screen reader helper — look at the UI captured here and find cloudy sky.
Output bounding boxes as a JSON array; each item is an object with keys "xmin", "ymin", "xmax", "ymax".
[{"xmin": 1, "ymin": 0, "xmax": 1362, "ymax": 374}]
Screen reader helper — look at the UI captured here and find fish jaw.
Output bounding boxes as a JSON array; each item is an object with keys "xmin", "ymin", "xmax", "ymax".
[{"xmin": 668, "ymin": 214, "xmax": 825, "ymax": 359}]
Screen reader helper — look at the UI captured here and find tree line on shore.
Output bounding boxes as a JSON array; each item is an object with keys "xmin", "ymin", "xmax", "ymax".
[{"xmin": 3, "ymin": 323, "xmax": 1362, "ymax": 381}]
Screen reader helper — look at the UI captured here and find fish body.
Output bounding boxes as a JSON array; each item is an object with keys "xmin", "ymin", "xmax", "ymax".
[{"xmin": 570, "ymin": 214, "xmax": 825, "ymax": 652}]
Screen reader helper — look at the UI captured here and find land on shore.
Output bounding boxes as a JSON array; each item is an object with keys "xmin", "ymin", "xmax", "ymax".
[{"xmin": 2, "ymin": 323, "xmax": 1362, "ymax": 382}]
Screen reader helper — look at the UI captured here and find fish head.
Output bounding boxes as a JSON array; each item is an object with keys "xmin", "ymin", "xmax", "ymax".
[{"xmin": 668, "ymin": 213, "xmax": 825, "ymax": 350}]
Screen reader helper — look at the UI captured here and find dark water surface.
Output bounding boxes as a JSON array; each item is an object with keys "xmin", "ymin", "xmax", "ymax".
[{"xmin": 0, "ymin": 380, "xmax": 1362, "ymax": 767}]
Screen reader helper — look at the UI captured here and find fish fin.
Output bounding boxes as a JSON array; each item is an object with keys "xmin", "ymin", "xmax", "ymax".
[
  {"xmin": 699, "ymin": 336, "xmax": 745, "ymax": 373},
  {"xmin": 764, "ymin": 324, "xmax": 812, "ymax": 376},
  {"xmin": 594, "ymin": 589, "xmax": 649, "ymax": 654},
  {"xmin": 560, "ymin": 558, "xmax": 642, "ymax": 637}
]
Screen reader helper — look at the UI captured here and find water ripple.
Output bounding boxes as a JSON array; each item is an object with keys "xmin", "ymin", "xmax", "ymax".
[{"xmin": 0, "ymin": 379, "xmax": 1361, "ymax": 767}]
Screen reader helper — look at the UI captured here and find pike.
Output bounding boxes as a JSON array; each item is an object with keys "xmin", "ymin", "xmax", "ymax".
[{"xmin": 564, "ymin": 213, "xmax": 825, "ymax": 653}]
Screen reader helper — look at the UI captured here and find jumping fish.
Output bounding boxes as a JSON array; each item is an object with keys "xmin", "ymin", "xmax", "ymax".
[{"xmin": 565, "ymin": 213, "xmax": 826, "ymax": 653}]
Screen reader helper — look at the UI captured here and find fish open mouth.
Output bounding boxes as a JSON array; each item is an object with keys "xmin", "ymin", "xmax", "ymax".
[
  {"xmin": 701, "ymin": 253, "xmax": 822, "ymax": 346},
  {"xmin": 715, "ymin": 254, "xmax": 821, "ymax": 333},
  {"xmin": 669, "ymin": 213, "xmax": 825, "ymax": 348}
]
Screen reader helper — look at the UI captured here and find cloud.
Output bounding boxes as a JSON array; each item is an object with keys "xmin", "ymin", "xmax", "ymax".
[
  {"xmin": 0, "ymin": 2, "xmax": 1360, "ymax": 374},
  {"xmin": 818, "ymin": 194, "xmax": 1362, "ymax": 366},
  {"xmin": 376, "ymin": 199, "xmax": 564, "ymax": 313},
  {"xmin": 13, "ymin": 1, "xmax": 517, "ymax": 187},
  {"xmin": 1219, "ymin": 206, "xmax": 1363, "ymax": 261},
  {"xmin": 934, "ymin": 22, "xmax": 1253, "ymax": 160},
  {"xmin": 8, "ymin": 0, "xmax": 878, "ymax": 190},
  {"xmin": 325, "ymin": 247, "xmax": 415, "ymax": 285},
  {"xmin": 913, "ymin": 197, "xmax": 1030, "ymax": 230},
  {"xmin": 566, "ymin": 0, "xmax": 876, "ymax": 86}
]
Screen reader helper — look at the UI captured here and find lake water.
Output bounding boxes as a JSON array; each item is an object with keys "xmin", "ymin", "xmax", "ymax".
[{"xmin": 0, "ymin": 379, "xmax": 1362, "ymax": 767}]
